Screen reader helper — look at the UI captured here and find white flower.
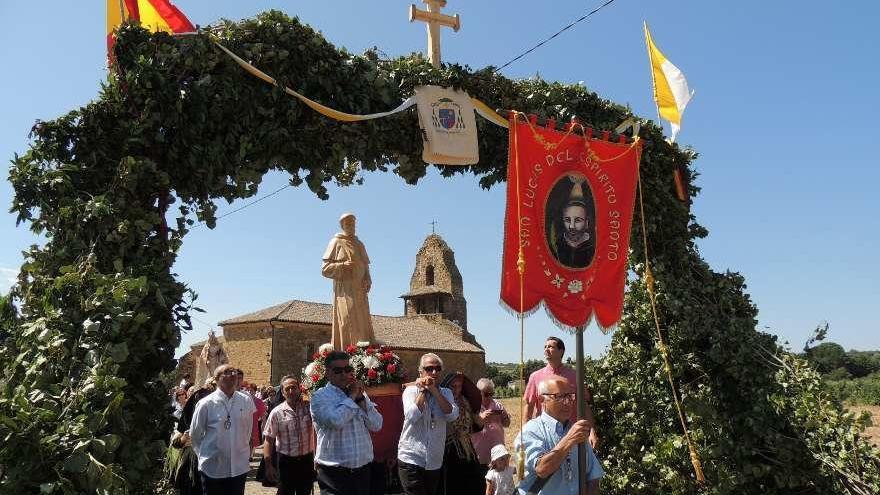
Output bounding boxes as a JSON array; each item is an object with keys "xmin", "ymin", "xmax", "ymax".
[
  {"xmin": 567, "ymin": 280, "xmax": 583, "ymax": 294},
  {"xmin": 304, "ymin": 362, "xmax": 317, "ymax": 377},
  {"xmin": 318, "ymin": 343, "xmax": 334, "ymax": 354},
  {"xmin": 356, "ymin": 341, "xmax": 370, "ymax": 348},
  {"xmin": 82, "ymin": 318, "xmax": 99, "ymax": 331},
  {"xmin": 551, "ymin": 274, "xmax": 565, "ymax": 288},
  {"xmin": 301, "ymin": 375, "xmax": 313, "ymax": 387},
  {"xmin": 363, "ymin": 355, "xmax": 380, "ymax": 369},
  {"xmin": 350, "ymin": 355, "xmax": 363, "ymax": 366}
]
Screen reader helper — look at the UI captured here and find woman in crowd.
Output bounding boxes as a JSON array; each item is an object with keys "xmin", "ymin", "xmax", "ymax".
[
  {"xmin": 165, "ymin": 378, "xmax": 215, "ymax": 495},
  {"xmin": 441, "ymin": 372, "xmax": 484, "ymax": 495},
  {"xmin": 171, "ymin": 387, "xmax": 188, "ymax": 420},
  {"xmin": 471, "ymin": 378, "xmax": 510, "ymax": 482}
]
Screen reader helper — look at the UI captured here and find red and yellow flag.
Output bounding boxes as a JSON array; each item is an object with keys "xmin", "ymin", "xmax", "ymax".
[{"xmin": 107, "ymin": 0, "xmax": 195, "ymax": 58}]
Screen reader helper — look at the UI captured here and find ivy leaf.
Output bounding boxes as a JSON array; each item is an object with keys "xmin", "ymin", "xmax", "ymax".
[
  {"xmin": 108, "ymin": 343, "xmax": 129, "ymax": 364},
  {"xmin": 63, "ymin": 452, "xmax": 89, "ymax": 473}
]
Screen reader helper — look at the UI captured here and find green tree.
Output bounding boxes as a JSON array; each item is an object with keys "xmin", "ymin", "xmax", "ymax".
[
  {"xmin": 845, "ymin": 352, "xmax": 880, "ymax": 378},
  {"xmin": 807, "ymin": 342, "xmax": 848, "ymax": 373}
]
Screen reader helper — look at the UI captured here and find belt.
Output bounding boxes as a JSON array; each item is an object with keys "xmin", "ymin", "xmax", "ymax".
[
  {"xmin": 279, "ymin": 452, "xmax": 314, "ymax": 461},
  {"xmin": 317, "ymin": 463, "xmax": 370, "ymax": 474}
]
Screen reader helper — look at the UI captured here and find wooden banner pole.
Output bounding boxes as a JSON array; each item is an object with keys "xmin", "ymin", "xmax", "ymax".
[{"xmin": 575, "ymin": 324, "xmax": 587, "ymax": 495}]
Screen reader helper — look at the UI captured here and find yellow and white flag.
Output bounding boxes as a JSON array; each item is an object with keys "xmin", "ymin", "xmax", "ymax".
[{"xmin": 644, "ymin": 22, "xmax": 694, "ymax": 142}]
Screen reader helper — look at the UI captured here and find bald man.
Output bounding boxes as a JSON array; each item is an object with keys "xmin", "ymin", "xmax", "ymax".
[{"xmin": 518, "ymin": 376, "xmax": 603, "ymax": 495}]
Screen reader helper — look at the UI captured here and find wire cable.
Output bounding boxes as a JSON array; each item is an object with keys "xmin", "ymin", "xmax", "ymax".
[
  {"xmin": 189, "ymin": 183, "xmax": 291, "ymax": 229},
  {"xmin": 493, "ymin": 0, "xmax": 619, "ymax": 73}
]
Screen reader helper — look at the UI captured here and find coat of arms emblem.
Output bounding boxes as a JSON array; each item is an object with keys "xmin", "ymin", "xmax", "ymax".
[{"xmin": 431, "ymin": 97, "xmax": 466, "ymax": 132}]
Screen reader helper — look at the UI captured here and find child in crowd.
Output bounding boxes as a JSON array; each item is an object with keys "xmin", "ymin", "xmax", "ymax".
[{"xmin": 486, "ymin": 444, "xmax": 516, "ymax": 495}]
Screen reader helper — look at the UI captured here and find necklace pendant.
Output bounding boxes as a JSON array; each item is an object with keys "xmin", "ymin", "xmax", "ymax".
[{"xmin": 224, "ymin": 415, "xmax": 232, "ymax": 430}]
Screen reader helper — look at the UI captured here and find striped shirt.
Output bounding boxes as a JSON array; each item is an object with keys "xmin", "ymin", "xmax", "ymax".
[
  {"xmin": 263, "ymin": 400, "xmax": 315, "ymax": 457},
  {"xmin": 310, "ymin": 383, "xmax": 383, "ymax": 468}
]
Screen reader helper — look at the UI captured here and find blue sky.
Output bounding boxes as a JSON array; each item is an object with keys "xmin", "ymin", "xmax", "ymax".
[{"xmin": 1, "ymin": 1, "xmax": 878, "ymax": 363}]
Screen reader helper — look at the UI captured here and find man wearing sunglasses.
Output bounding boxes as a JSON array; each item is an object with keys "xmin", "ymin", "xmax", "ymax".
[
  {"xmin": 397, "ymin": 353, "xmax": 458, "ymax": 495},
  {"xmin": 518, "ymin": 376, "xmax": 602, "ymax": 495},
  {"xmin": 310, "ymin": 350, "xmax": 383, "ymax": 495},
  {"xmin": 190, "ymin": 364, "xmax": 256, "ymax": 495}
]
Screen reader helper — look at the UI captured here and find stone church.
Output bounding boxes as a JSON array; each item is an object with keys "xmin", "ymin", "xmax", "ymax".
[{"xmin": 178, "ymin": 234, "xmax": 486, "ymax": 385}]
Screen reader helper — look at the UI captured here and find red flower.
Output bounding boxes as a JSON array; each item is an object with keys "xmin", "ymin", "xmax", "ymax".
[
  {"xmin": 386, "ymin": 364, "xmax": 397, "ymax": 374},
  {"xmin": 311, "ymin": 374, "xmax": 319, "ymax": 382},
  {"xmin": 365, "ymin": 346, "xmax": 375, "ymax": 355},
  {"xmin": 367, "ymin": 369, "xmax": 378, "ymax": 379},
  {"xmin": 321, "ymin": 350, "xmax": 329, "ymax": 357},
  {"xmin": 312, "ymin": 352, "xmax": 320, "ymax": 360},
  {"xmin": 346, "ymin": 344, "xmax": 357, "ymax": 354},
  {"xmin": 300, "ymin": 384, "xmax": 307, "ymax": 392},
  {"xmin": 379, "ymin": 345, "xmax": 391, "ymax": 353},
  {"xmin": 381, "ymin": 352, "xmax": 394, "ymax": 362}
]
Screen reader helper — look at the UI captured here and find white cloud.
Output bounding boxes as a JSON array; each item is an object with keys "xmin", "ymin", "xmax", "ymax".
[{"xmin": 0, "ymin": 267, "xmax": 17, "ymax": 294}]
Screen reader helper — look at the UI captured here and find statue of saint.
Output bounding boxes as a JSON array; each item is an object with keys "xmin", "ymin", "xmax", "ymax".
[
  {"xmin": 322, "ymin": 213, "xmax": 375, "ymax": 348},
  {"xmin": 195, "ymin": 330, "xmax": 228, "ymax": 385}
]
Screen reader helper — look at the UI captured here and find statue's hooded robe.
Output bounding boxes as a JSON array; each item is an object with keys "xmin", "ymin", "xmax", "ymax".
[{"xmin": 322, "ymin": 232, "xmax": 375, "ymax": 348}]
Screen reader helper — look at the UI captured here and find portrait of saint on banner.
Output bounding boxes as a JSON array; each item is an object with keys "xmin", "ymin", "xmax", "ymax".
[
  {"xmin": 545, "ymin": 173, "xmax": 596, "ymax": 270},
  {"xmin": 500, "ymin": 117, "xmax": 642, "ymax": 331}
]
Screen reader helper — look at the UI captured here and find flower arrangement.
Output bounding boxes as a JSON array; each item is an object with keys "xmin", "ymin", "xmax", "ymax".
[{"xmin": 302, "ymin": 342, "xmax": 407, "ymax": 393}]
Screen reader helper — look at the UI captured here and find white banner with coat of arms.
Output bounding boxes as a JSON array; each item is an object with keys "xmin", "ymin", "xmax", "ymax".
[{"xmin": 414, "ymin": 85, "xmax": 479, "ymax": 165}]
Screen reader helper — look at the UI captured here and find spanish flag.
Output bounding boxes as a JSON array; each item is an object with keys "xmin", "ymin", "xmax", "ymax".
[
  {"xmin": 107, "ymin": 0, "xmax": 195, "ymax": 58},
  {"xmin": 644, "ymin": 22, "xmax": 694, "ymax": 143}
]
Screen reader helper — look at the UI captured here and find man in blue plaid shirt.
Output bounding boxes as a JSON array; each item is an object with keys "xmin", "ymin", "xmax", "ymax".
[{"xmin": 311, "ymin": 350, "xmax": 383, "ymax": 495}]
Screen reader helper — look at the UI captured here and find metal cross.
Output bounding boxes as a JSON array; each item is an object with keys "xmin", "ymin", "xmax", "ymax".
[
  {"xmin": 430, "ymin": 220, "xmax": 438, "ymax": 234},
  {"xmin": 409, "ymin": 0, "xmax": 461, "ymax": 68}
]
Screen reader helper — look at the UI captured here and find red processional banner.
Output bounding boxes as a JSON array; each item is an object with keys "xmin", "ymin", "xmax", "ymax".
[{"xmin": 500, "ymin": 116, "xmax": 642, "ymax": 331}]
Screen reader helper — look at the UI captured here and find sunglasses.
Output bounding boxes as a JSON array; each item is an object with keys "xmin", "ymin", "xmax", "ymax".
[
  {"xmin": 221, "ymin": 369, "xmax": 244, "ymax": 377},
  {"xmin": 542, "ymin": 392, "xmax": 576, "ymax": 402},
  {"xmin": 422, "ymin": 365, "xmax": 442, "ymax": 373},
  {"xmin": 331, "ymin": 365, "xmax": 355, "ymax": 375}
]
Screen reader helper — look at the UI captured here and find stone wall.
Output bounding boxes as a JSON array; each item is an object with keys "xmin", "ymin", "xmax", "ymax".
[
  {"xmin": 221, "ymin": 323, "xmax": 273, "ymax": 385},
  {"xmin": 271, "ymin": 322, "xmax": 332, "ymax": 384},
  {"xmin": 406, "ymin": 234, "xmax": 468, "ymax": 329},
  {"xmin": 176, "ymin": 349, "xmax": 198, "ymax": 383}
]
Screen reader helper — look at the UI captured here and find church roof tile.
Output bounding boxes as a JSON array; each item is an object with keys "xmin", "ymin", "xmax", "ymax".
[{"xmin": 218, "ymin": 299, "xmax": 483, "ymax": 353}]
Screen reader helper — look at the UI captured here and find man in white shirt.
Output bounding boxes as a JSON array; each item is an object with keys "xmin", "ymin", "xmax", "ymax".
[
  {"xmin": 397, "ymin": 353, "xmax": 459, "ymax": 495},
  {"xmin": 190, "ymin": 364, "xmax": 257, "ymax": 495},
  {"xmin": 311, "ymin": 350, "xmax": 383, "ymax": 495}
]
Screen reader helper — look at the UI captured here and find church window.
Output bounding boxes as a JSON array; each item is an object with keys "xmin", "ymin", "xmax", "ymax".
[{"xmin": 426, "ymin": 265, "xmax": 435, "ymax": 286}]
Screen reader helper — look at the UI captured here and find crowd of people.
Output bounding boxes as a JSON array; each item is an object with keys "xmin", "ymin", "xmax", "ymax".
[{"xmin": 165, "ymin": 336, "xmax": 603, "ymax": 495}]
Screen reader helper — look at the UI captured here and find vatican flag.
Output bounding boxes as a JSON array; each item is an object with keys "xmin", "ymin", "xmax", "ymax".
[{"xmin": 644, "ymin": 22, "xmax": 694, "ymax": 142}]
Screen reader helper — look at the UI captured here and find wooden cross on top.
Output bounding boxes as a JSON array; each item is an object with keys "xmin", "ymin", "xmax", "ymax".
[{"xmin": 409, "ymin": 0, "xmax": 461, "ymax": 68}]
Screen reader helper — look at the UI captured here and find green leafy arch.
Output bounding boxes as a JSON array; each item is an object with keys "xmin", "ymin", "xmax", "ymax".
[{"xmin": 2, "ymin": 11, "xmax": 877, "ymax": 494}]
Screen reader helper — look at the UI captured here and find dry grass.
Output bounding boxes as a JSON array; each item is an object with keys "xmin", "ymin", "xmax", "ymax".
[
  {"xmin": 499, "ymin": 397, "xmax": 525, "ymax": 448},
  {"xmin": 849, "ymin": 405, "xmax": 880, "ymax": 446}
]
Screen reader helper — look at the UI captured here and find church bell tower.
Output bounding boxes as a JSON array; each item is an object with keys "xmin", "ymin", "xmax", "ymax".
[{"xmin": 401, "ymin": 234, "xmax": 468, "ymax": 330}]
